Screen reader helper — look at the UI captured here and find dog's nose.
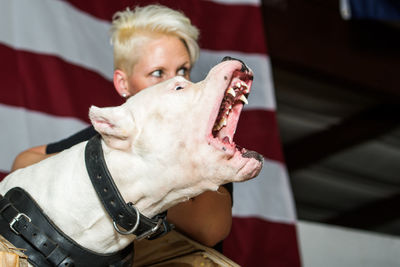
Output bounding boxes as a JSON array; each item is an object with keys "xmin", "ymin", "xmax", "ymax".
[{"xmin": 221, "ymin": 56, "xmax": 249, "ymax": 72}]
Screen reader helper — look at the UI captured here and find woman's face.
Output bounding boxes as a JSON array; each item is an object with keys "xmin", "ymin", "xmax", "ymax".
[{"xmin": 126, "ymin": 35, "xmax": 192, "ymax": 96}]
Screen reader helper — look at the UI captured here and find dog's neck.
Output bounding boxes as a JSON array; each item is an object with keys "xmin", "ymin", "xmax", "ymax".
[{"xmin": 102, "ymin": 141, "xmax": 217, "ymax": 219}]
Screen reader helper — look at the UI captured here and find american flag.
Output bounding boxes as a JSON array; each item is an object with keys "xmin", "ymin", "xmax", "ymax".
[{"xmin": 0, "ymin": 0, "xmax": 300, "ymax": 266}]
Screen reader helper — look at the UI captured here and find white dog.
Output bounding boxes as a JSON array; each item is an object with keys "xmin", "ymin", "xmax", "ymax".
[{"xmin": 0, "ymin": 59, "xmax": 263, "ymax": 266}]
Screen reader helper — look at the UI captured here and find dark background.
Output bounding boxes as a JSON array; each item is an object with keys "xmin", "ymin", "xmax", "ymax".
[{"xmin": 262, "ymin": 0, "xmax": 400, "ymax": 236}]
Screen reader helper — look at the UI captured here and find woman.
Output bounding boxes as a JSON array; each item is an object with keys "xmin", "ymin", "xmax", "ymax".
[{"xmin": 11, "ymin": 5, "xmax": 232, "ymax": 250}]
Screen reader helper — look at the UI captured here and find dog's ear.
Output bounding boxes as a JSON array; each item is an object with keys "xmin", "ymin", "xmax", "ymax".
[{"xmin": 89, "ymin": 105, "xmax": 135, "ymax": 150}]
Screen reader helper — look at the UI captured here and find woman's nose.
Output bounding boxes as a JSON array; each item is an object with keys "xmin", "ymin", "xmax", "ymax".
[{"xmin": 163, "ymin": 72, "xmax": 175, "ymax": 81}]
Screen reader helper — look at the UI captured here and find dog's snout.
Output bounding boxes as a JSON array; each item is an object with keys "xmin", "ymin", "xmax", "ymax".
[
  {"xmin": 221, "ymin": 56, "xmax": 234, "ymax": 62},
  {"xmin": 221, "ymin": 56, "xmax": 249, "ymax": 72}
]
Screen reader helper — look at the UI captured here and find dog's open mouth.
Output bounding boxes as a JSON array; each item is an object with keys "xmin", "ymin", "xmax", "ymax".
[{"xmin": 210, "ymin": 69, "xmax": 260, "ymax": 160}]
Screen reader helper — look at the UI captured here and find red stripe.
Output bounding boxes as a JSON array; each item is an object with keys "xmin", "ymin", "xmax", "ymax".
[
  {"xmin": 0, "ymin": 171, "xmax": 7, "ymax": 182},
  {"xmin": 224, "ymin": 217, "xmax": 301, "ymax": 267},
  {"xmin": 63, "ymin": 0, "xmax": 267, "ymax": 54},
  {"xmin": 0, "ymin": 44, "xmax": 123, "ymax": 123},
  {"xmin": 236, "ymin": 109, "xmax": 285, "ymax": 163}
]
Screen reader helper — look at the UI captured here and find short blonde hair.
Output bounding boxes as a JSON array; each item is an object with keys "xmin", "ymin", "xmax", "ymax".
[{"xmin": 110, "ymin": 5, "xmax": 200, "ymax": 74}]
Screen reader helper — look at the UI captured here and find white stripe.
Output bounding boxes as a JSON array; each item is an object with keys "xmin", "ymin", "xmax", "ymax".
[
  {"xmin": 0, "ymin": 0, "xmax": 113, "ymax": 80},
  {"xmin": 205, "ymin": 0, "xmax": 261, "ymax": 6},
  {"xmin": 298, "ymin": 220, "xmax": 400, "ymax": 267},
  {"xmin": 0, "ymin": 104, "xmax": 88, "ymax": 173},
  {"xmin": 232, "ymin": 158, "xmax": 297, "ymax": 223},
  {"xmin": 192, "ymin": 50, "xmax": 276, "ymax": 111}
]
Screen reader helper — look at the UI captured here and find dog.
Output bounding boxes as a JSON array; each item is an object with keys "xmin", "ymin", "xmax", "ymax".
[{"xmin": 0, "ymin": 59, "xmax": 263, "ymax": 266}]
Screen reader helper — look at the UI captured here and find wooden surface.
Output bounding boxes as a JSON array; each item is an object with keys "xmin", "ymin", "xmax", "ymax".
[
  {"xmin": 0, "ymin": 235, "xmax": 28, "ymax": 267},
  {"xmin": 133, "ymin": 230, "xmax": 240, "ymax": 267}
]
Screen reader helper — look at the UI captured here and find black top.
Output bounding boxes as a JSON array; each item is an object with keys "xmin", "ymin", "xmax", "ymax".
[
  {"xmin": 46, "ymin": 126, "xmax": 233, "ymax": 252},
  {"xmin": 46, "ymin": 126, "xmax": 98, "ymax": 154}
]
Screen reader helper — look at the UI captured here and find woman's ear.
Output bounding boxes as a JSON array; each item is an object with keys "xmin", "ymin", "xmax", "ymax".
[{"xmin": 113, "ymin": 69, "xmax": 129, "ymax": 98}]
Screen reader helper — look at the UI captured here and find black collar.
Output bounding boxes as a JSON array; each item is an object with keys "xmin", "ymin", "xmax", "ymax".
[{"xmin": 84, "ymin": 134, "xmax": 172, "ymax": 240}]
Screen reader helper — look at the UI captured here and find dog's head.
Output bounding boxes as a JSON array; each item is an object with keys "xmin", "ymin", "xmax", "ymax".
[{"xmin": 89, "ymin": 59, "xmax": 263, "ymax": 216}]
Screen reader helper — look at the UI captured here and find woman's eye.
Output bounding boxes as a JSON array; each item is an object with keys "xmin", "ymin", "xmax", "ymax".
[
  {"xmin": 175, "ymin": 85, "xmax": 184, "ymax": 90},
  {"xmin": 151, "ymin": 70, "xmax": 162, "ymax": 78},
  {"xmin": 177, "ymin": 67, "xmax": 188, "ymax": 76}
]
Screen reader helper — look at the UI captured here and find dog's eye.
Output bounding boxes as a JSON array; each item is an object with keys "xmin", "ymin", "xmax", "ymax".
[{"xmin": 175, "ymin": 85, "xmax": 184, "ymax": 90}]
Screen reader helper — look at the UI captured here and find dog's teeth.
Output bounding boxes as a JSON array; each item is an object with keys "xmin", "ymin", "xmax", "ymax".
[
  {"xmin": 229, "ymin": 105, "xmax": 232, "ymax": 110},
  {"xmin": 240, "ymin": 81, "xmax": 248, "ymax": 88},
  {"xmin": 227, "ymin": 87, "xmax": 236, "ymax": 97},
  {"xmin": 239, "ymin": 95, "xmax": 248, "ymax": 104},
  {"xmin": 235, "ymin": 82, "xmax": 241, "ymax": 88},
  {"xmin": 213, "ymin": 117, "xmax": 226, "ymax": 132},
  {"xmin": 217, "ymin": 117, "xmax": 227, "ymax": 130},
  {"xmin": 221, "ymin": 117, "xmax": 227, "ymax": 126},
  {"xmin": 241, "ymin": 82, "xmax": 249, "ymax": 94},
  {"xmin": 217, "ymin": 118, "xmax": 226, "ymax": 129}
]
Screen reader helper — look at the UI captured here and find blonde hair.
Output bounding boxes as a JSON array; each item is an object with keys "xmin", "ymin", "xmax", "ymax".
[{"xmin": 110, "ymin": 5, "xmax": 200, "ymax": 74}]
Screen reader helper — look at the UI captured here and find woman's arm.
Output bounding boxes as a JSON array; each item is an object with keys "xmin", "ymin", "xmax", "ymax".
[
  {"xmin": 11, "ymin": 145, "xmax": 54, "ymax": 171},
  {"xmin": 167, "ymin": 186, "xmax": 232, "ymax": 247}
]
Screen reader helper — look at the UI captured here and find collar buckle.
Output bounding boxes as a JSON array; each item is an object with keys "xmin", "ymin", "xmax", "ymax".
[{"xmin": 9, "ymin": 212, "xmax": 31, "ymax": 235}]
